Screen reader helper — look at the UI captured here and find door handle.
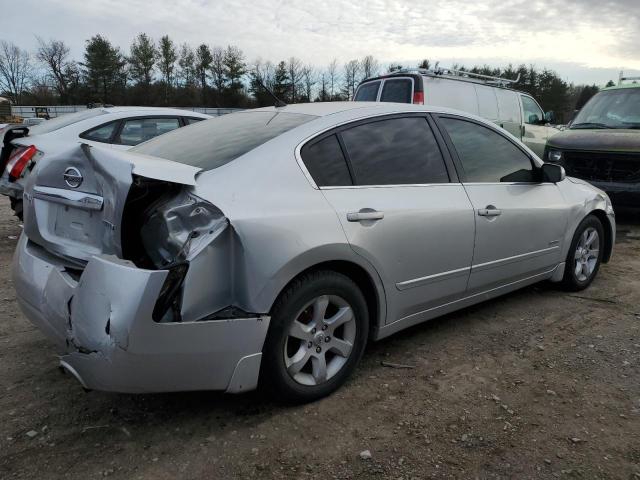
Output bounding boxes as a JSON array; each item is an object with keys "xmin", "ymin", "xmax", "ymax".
[
  {"xmin": 347, "ymin": 210, "xmax": 384, "ymax": 222},
  {"xmin": 478, "ymin": 206, "xmax": 502, "ymax": 217}
]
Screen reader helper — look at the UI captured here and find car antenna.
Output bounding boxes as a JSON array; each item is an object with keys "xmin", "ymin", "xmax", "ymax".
[{"xmin": 257, "ymin": 79, "xmax": 287, "ymax": 108}]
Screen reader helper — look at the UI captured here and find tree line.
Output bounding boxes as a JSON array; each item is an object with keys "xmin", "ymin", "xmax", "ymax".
[{"xmin": 0, "ymin": 35, "xmax": 612, "ymax": 122}]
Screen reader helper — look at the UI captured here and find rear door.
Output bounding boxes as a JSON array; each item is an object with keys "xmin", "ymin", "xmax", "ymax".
[
  {"xmin": 300, "ymin": 114, "xmax": 475, "ymax": 323},
  {"xmin": 435, "ymin": 114, "xmax": 568, "ymax": 292}
]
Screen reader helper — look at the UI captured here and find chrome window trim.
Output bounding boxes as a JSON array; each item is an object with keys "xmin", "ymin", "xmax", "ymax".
[
  {"xmin": 396, "ymin": 266, "xmax": 471, "ymax": 291},
  {"xmin": 319, "ymin": 183, "xmax": 462, "ymax": 190}
]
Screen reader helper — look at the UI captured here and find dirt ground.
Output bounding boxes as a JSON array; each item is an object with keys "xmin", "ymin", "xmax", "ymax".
[{"xmin": 0, "ymin": 197, "xmax": 639, "ymax": 480}]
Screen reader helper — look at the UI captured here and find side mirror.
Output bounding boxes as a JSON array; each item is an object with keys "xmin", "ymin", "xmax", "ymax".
[
  {"xmin": 544, "ymin": 111, "xmax": 556, "ymax": 124},
  {"xmin": 541, "ymin": 162, "xmax": 565, "ymax": 183}
]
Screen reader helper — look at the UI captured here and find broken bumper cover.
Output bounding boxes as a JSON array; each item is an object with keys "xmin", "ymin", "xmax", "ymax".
[
  {"xmin": 0, "ymin": 176, "xmax": 22, "ymax": 198},
  {"xmin": 12, "ymin": 235, "xmax": 270, "ymax": 394}
]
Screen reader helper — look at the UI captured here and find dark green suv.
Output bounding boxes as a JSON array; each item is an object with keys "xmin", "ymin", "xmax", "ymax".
[{"xmin": 544, "ymin": 83, "xmax": 640, "ymax": 207}]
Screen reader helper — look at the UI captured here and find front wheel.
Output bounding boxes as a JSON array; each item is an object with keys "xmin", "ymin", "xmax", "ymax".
[
  {"xmin": 261, "ymin": 271, "xmax": 369, "ymax": 403},
  {"xmin": 561, "ymin": 215, "xmax": 604, "ymax": 291}
]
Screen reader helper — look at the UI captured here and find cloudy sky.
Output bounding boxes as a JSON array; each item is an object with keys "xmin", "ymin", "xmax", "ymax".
[{"xmin": 6, "ymin": 0, "xmax": 640, "ymax": 85}]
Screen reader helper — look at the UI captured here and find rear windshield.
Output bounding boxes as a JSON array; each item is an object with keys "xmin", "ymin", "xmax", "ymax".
[
  {"xmin": 354, "ymin": 81, "xmax": 380, "ymax": 101},
  {"xmin": 133, "ymin": 111, "xmax": 317, "ymax": 170},
  {"xmin": 29, "ymin": 109, "xmax": 106, "ymax": 135}
]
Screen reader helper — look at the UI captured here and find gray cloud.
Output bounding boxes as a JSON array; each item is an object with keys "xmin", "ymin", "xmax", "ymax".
[{"xmin": 3, "ymin": 0, "xmax": 640, "ymax": 84}]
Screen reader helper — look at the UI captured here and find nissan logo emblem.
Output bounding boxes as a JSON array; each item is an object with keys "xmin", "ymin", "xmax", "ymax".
[{"xmin": 63, "ymin": 167, "xmax": 83, "ymax": 189}]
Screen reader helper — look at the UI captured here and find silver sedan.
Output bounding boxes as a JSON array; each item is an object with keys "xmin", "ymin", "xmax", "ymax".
[{"xmin": 12, "ymin": 102, "xmax": 615, "ymax": 402}]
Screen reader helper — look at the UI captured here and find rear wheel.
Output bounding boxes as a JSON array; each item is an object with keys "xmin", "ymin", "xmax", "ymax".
[
  {"xmin": 561, "ymin": 215, "xmax": 604, "ymax": 291},
  {"xmin": 262, "ymin": 270, "xmax": 369, "ymax": 403}
]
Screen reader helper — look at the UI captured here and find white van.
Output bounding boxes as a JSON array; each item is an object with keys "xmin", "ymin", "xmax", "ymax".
[{"xmin": 354, "ymin": 68, "xmax": 558, "ymax": 158}]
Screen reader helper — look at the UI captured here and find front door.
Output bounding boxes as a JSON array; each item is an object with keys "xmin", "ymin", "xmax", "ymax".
[
  {"xmin": 436, "ymin": 115, "xmax": 568, "ymax": 293},
  {"xmin": 299, "ymin": 115, "xmax": 475, "ymax": 323}
]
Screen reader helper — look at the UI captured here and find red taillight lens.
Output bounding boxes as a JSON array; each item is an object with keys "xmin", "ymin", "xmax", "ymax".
[
  {"xmin": 413, "ymin": 91, "xmax": 424, "ymax": 105},
  {"xmin": 6, "ymin": 145, "xmax": 37, "ymax": 181}
]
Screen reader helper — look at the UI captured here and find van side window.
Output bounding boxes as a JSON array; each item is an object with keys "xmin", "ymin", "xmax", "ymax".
[
  {"xmin": 340, "ymin": 117, "xmax": 449, "ymax": 185},
  {"xmin": 301, "ymin": 134, "xmax": 353, "ymax": 187},
  {"xmin": 440, "ymin": 117, "xmax": 535, "ymax": 183},
  {"xmin": 380, "ymin": 79, "xmax": 413, "ymax": 103},
  {"xmin": 354, "ymin": 81, "xmax": 381, "ymax": 101},
  {"xmin": 521, "ymin": 96, "xmax": 544, "ymax": 125}
]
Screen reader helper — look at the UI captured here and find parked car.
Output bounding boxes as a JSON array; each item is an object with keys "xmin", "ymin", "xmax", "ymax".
[
  {"xmin": 13, "ymin": 102, "xmax": 614, "ymax": 402},
  {"xmin": 0, "ymin": 106, "xmax": 211, "ymax": 219},
  {"xmin": 353, "ymin": 68, "xmax": 558, "ymax": 158},
  {"xmin": 544, "ymin": 81, "xmax": 640, "ymax": 207}
]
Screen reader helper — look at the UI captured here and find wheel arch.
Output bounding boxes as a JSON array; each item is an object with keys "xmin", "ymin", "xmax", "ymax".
[
  {"xmin": 267, "ymin": 258, "xmax": 387, "ymax": 340},
  {"xmin": 589, "ymin": 209, "xmax": 614, "ymax": 263}
]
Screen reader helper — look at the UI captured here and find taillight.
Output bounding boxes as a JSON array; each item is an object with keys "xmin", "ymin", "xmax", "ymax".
[
  {"xmin": 6, "ymin": 145, "xmax": 37, "ymax": 181},
  {"xmin": 413, "ymin": 91, "xmax": 424, "ymax": 105}
]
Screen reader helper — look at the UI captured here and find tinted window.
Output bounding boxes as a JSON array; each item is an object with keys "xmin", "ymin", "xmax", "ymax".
[
  {"xmin": 185, "ymin": 117, "xmax": 205, "ymax": 125},
  {"xmin": 354, "ymin": 81, "xmax": 380, "ymax": 101},
  {"xmin": 440, "ymin": 117, "xmax": 534, "ymax": 183},
  {"xmin": 133, "ymin": 111, "xmax": 316, "ymax": 170},
  {"xmin": 380, "ymin": 79, "xmax": 412, "ymax": 103},
  {"xmin": 301, "ymin": 135, "xmax": 352, "ymax": 186},
  {"xmin": 340, "ymin": 117, "xmax": 449, "ymax": 185},
  {"xmin": 80, "ymin": 121, "xmax": 118, "ymax": 143},
  {"xmin": 116, "ymin": 117, "xmax": 180, "ymax": 146},
  {"xmin": 522, "ymin": 96, "xmax": 543, "ymax": 124}
]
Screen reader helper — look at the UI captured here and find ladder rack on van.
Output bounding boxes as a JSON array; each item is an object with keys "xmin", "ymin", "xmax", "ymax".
[
  {"xmin": 618, "ymin": 71, "xmax": 640, "ymax": 85},
  {"xmin": 392, "ymin": 67, "xmax": 520, "ymax": 87}
]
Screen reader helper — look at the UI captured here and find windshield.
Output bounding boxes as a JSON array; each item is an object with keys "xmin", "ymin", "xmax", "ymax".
[
  {"xmin": 572, "ymin": 88, "xmax": 640, "ymax": 129},
  {"xmin": 29, "ymin": 109, "xmax": 106, "ymax": 135},
  {"xmin": 133, "ymin": 111, "xmax": 317, "ymax": 170}
]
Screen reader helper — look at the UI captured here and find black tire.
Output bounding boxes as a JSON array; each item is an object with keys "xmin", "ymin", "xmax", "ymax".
[
  {"xmin": 261, "ymin": 270, "xmax": 369, "ymax": 403},
  {"xmin": 9, "ymin": 197, "xmax": 23, "ymax": 221},
  {"xmin": 560, "ymin": 215, "xmax": 604, "ymax": 291}
]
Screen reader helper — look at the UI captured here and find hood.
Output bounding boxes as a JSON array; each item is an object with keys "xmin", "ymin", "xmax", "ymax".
[{"xmin": 547, "ymin": 128, "xmax": 640, "ymax": 152}]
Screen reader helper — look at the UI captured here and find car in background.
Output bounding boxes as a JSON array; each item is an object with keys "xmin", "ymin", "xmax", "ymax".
[
  {"xmin": 0, "ymin": 106, "xmax": 211, "ymax": 218},
  {"xmin": 544, "ymin": 80, "xmax": 640, "ymax": 208},
  {"xmin": 353, "ymin": 67, "xmax": 559, "ymax": 158},
  {"xmin": 13, "ymin": 102, "xmax": 614, "ymax": 402}
]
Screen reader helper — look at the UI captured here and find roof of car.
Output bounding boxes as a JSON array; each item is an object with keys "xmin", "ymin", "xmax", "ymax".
[
  {"xmin": 251, "ymin": 101, "xmax": 467, "ymax": 117},
  {"xmin": 98, "ymin": 106, "xmax": 211, "ymax": 116},
  {"xmin": 602, "ymin": 83, "xmax": 640, "ymax": 91}
]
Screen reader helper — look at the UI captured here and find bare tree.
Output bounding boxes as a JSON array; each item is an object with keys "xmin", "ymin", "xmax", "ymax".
[
  {"xmin": 210, "ymin": 47, "xmax": 226, "ymax": 92},
  {"xmin": 36, "ymin": 37, "xmax": 74, "ymax": 101},
  {"xmin": 327, "ymin": 58, "xmax": 339, "ymax": 100},
  {"xmin": 342, "ymin": 59, "xmax": 361, "ymax": 100},
  {"xmin": 0, "ymin": 40, "xmax": 31, "ymax": 103},
  {"xmin": 287, "ymin": 57, "xmax": 303, "ymax": 103},
  {"xmin": 360, "ymin": 55, "xmax": 379, "ymax": 80},
  {"xmin": 301, "ymin": 65, "xmax": 316, "ymax": 102}
]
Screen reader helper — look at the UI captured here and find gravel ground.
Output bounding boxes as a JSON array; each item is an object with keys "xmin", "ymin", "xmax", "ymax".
[{"xmin": 0, "ymin": 197, "xmax": 639, "ymax": 479}]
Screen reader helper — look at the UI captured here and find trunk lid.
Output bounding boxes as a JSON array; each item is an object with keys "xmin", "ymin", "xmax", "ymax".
[{"xmin": 23, "ymin": 143, "xmax": 201, "ymax": 263}]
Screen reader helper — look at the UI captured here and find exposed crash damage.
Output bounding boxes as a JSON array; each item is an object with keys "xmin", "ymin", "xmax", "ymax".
[{"xmin": 14, "ymin": 143, "xmax": 270, "ymax": 393}]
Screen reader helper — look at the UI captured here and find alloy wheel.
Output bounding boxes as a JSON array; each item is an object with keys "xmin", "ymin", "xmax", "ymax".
[
  {"xmin": 574, "ymin": 226, "xmax": 600, "ymax": 282},
  {"xmin": 284, "ymin": 295, "xmax": 356, "ymax": 386}
]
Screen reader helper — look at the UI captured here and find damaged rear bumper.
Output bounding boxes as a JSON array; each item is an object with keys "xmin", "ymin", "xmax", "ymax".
[{"xmin": 12, "ymin": 235, "xmax": 270, "ymax": 393}]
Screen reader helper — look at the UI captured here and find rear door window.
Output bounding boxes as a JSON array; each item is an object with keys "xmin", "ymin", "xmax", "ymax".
[
  {"xmin": 80, "ymin": 121, "xmax": 119, "ymax": 143},
  {"xmin": 301, "ymin": 134, "xmax": 352, "ymax": 186},
  {"xmin": 116, "ymin": 117, "xmax": 180, "ymax": 146},
  {"xmin": 354, "ymin": 81, "xmax": 381, "ymax": 101},
  {"xmin": 380, "ymin": 79, "xmax": 413, "ymax": 103},
  {"xmin": 440, "ymin": 116, "xmax": 534, "ymax": 182},
  {"xmin": 339, "ymin": 116, "xmax": 449, "ymax": 185}
]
